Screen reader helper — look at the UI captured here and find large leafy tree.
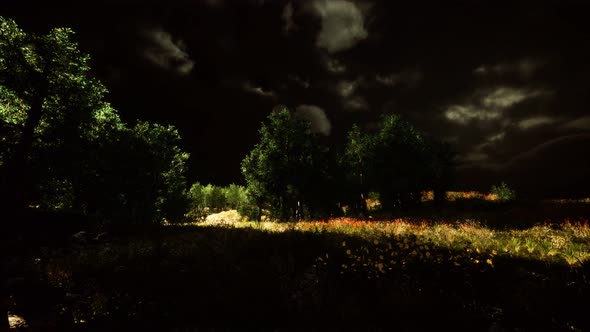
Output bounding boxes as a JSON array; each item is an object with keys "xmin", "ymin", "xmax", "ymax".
[
  {"xmin": 0, "ymin": 17, "xmax": 106, "ymax": 213},
  {"xmin": 0, "ymin": 17, "xmax": 189, "ymax": 224},
  {"xmin": 341, "ymin": 114, "xmax": 455, "ymax": 212},
  {"xmin": 241, "ymin": 107, "xmax": 331, "ymax": 220},
  {"xmin": 84, "ymin": 120, "xmax": 189, "ymax": 224},
  {"xmin": 372, "ymin": 114, "xmax": 432, "ymax": 210}
]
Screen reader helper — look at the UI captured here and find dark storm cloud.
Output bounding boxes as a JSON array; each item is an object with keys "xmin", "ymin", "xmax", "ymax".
[{"xmin": 2, "ymin": 0, "xmax": 589, "ymax": 194}]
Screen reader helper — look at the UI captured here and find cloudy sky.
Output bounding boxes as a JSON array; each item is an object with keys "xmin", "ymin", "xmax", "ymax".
[{"xmin": 2, "ymin": 0, "xmax": 589, "ymax": 197}]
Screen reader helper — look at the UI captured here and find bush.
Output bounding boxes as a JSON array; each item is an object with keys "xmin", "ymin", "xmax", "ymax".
[{"xmin": 490, "ymin": 182, "xmax": 516, "ymax": 202}]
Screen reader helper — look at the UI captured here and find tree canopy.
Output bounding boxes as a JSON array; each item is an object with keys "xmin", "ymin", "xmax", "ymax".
[
  {"xmin": 241, "ymin": 107, "xmax": 334, "ymax": 220},
  {"xmin": 0, "ymin": 16, "xmax": 189, "ymax": 224},
  {"xmin": 242, "ymin": 111, "xmax": 456, "ymax": 220}
]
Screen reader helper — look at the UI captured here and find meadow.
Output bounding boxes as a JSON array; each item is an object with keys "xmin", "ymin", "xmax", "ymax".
[{"xmin": 5, "ymin": 197, "xmax": 590, "ymax": 331}]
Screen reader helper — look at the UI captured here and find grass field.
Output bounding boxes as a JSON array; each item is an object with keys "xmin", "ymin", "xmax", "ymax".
[{"xmin": 5, "ymin": 199, "xmax": 590, "ymax": 331}]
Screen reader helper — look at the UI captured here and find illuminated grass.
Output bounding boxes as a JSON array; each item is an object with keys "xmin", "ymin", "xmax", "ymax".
[
  {"xmin": 193, "ymin": 214, "xmax": 590, "ymax": 268},
  {"xmin": 23, "ymin": 211, "xmax": 590, "ymax": 330}
]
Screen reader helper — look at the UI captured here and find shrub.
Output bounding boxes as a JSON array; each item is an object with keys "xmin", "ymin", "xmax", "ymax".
[{"xmin": 490, "ymin": 182, "xmax": 516, "ymax": 202}]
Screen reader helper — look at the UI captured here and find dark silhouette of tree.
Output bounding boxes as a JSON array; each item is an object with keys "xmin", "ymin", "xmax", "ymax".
[
  {"xmin": 241, "ymin": 107, "xmax": 331, "ymax": 221},
  {"xmin": 0, "ymin": 17, "xmax": 103, "ymax": 214},
  {"xmin": 340, "ymin": 124, "xmax": 374, "ymax": 215},
  {"xmin": 340, "ymin": 114, "xmax": 455, "ymax": 213},
  {"xmin": 0, "ymin": 17, "xmax": 189, "ymax": 225},
  {"xmin": 425, "ymin": 138, "xmax": 456, "ymax": 205}
]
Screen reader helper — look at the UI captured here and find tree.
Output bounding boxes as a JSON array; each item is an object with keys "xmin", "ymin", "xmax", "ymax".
[
  {"xmin": 424, "ymin": 138, "xmax": 455, "ymax": 205},
  {"xmin": 0, "ymin": 17, "xmax": 190, "ymax": 224},
  {"xmin": 490, "ymin": 182, "xmax": 516, "ymax": 202},
  {"xmin": 342, "ymin": 114, "xmax": 455, "ymax": 212},
  {"xmin": 241, "ymin": 107, "xmax": 331, "ymax": 221},
  {"xmin": 0, "ymin": 16, "xmax": 107, "ymax": 214},
  {"xmin": 85, "ymin": 121, "xmax": 189, "ymax": 224},
  {"xmin": 186, "ymin": 182, "xmax": 207, "ymax": 220},
  {"xmin": 204, "ymin": 184, "xmax": 226, "ymax": 212},
  {"xmin": 340, "ymin": 124, "xmax": 374, "ymax": 215},
  {"xmin": 224, "ymin": 184, "xmax": 248, "ymax": 210}
]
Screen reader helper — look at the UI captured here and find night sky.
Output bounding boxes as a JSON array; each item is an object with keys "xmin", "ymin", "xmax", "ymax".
[{"xmin": 2, "ymin": 0, "xmax": 589, "ymax": 198}]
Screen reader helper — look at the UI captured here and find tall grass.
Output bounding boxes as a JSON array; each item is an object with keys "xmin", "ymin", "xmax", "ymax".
[{"xmin": 191, "ymin": 216, "xmax": 590, "ymax": 267}]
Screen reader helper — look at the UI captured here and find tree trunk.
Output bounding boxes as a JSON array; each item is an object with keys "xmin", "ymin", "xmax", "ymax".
[
  {"xmin": 1, "ymin": 72, "xmax": 48, "ymax": 213},
  {"xmin": 0, "ymin": 73, "xmax": 48, "ymax": 332}
]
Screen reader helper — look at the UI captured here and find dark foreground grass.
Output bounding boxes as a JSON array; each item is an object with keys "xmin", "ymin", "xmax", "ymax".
[{"xmin": 3, "ymin": 219, "xmax": 590, "ymax": 332}]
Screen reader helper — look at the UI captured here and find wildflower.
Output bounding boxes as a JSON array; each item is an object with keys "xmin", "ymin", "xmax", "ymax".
[
  {"xmin": 476, "ymin": 248, "xmax": 481, "ymax": 254},
  {"xmin": 474, "ymin": 259, "xmax": 480, "ymax": 264},
  {"xmin": 486, "ymin": 259, "xmax": 494, "ymax": 267},
  {"xmin": 492, "ymin": 250, "xmax": 497, "ymax": 255},
  {"xmin": 342, "ymin": 241, "xmax": 346, "ymax": 247},
  {"xmin": 346, "ymin": 249, "xmax": 351, "ymax": 255}
]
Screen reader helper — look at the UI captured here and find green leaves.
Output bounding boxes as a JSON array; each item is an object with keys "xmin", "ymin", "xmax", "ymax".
[
  {"xmin": 0, "ymin": 16, "xmax": 190, "ymax": 224},
  {"xmin": 242, "ymin": 108, "xmax": 332, "ymax": 220},
  {"xmin": 341, "ymin": 114, "xmax": 455, "ymax": 212},
  {"xmin": 490, "ymin": 182, "xmax": 516, "ymax": 202}
]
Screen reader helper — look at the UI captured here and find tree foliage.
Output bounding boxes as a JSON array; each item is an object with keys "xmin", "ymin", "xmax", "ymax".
[
  {"xmin": 241, "ymin": 107, "xmax": 332, "ymax": 221},
  {"xmin": 341, "ymin": 114, "xmax": 455, "ymax": 212},
  {"xmin": 185, "ymin": 183, "xmax": 249, "ymax": 220},
  {"xmin": 490, "ymin": 182, "xmax": 516, "ymax": 202},
  {"xmin": 0, "ymin": 16, "xmax": 189, "ymax": 224},
  {"xmin": 242, "ymin": 109, "xmax": 456, "ymax": 220}
]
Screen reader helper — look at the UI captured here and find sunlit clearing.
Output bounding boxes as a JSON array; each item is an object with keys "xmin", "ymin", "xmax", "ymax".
[{"xmin": 189, "ymin": 213, "xmax": 590, "ymax": 267}]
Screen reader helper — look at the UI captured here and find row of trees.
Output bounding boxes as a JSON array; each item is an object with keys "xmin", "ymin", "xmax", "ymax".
[
  {"xmin": 241, "ymin": 108, "xmax": 455, "ymax": 221},
  {"xmin": 0, "ymin": 17, "xmax": 189, "ymax": 225}
]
